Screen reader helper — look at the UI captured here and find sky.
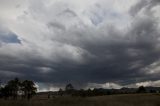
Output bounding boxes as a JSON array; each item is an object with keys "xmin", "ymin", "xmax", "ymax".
[{"xmin": 0, "ymin": 0, "xmax": 160, "ymax": 91}]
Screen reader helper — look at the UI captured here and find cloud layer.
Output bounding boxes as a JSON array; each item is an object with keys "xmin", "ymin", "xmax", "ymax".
[{"xmin": 0, "ymin": 0, "xmax": 160, "ymax": 89}]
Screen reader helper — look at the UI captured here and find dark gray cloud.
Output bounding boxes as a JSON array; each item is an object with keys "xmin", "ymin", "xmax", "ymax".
[
  {"xmin": 47, "ymin": 22, "xmax": 66, "ymax": 31},
  {"xmin": 130, "ymin": 0, "xmax": 160, "ymax": 16},
  {"xmin": 0, "ymin": 0, "xmax": 160, "ymax": 89},
  {"xmin": 58, "ymin": 8, "xmax": 77, "ymax": 17}
]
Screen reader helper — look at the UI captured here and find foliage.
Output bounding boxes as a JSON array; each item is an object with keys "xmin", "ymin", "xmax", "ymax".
[
  {"xmin": 137, "ymin": 86, "xmax": 146, "ymax": 93},
  {"xmin": 65, "ymin": 84, "xmax": 74, "ymax": 91},
  {"xmin": 65, "ymin": 84, "xmax": 74, "ymax": 94},
  {"xmin": 0, "ymin": 78, "xmax": 37, "ymax": 100},
  {"xmin": 21, "ymin": 80, "xmax": 37, "ymax": 100}
]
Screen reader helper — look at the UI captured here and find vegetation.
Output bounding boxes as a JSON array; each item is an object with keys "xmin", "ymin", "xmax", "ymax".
[
  {"xmin": 1, "ymin": 80, "xmax": 160, "ymax": 106},
  {"xmin": 21, "ymin": 80, "xmax": 37, "ymax": 100},
  {"xmin": 0, "ymin": 94, "xmax": 160, "ymax": 106},
  {"xmin": 0, "ymin": 78, "xmax": 37, "ymax": 100},
  {"xmin": 54, "ymin": 84, "xmax": 159, "ymax": 97},
  {"xmin": 137, "ymin": 86, "xmax": 146, "ymax": 93}
]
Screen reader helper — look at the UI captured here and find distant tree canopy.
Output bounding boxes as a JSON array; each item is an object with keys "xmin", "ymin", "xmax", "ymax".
[
  {"xmin": 21, "ymin": 80, "xmax": 37, "ymax": 100},
  {"xmin": 58, "ymin": 88, "xmax": 63, "ymax": 96},
  {"xmin": 7, "ymin": 78, "xmax": 21, "ymax": 99},
  {"xmin": 65, "ymin": 83, "xmax": 74, "ymax": 91},
  {"xmin": 0, "ymin": 78, "xmax": 37, "ymax": 100},
  {"xmin": 137, "ymin": 86, "xmax": 146, "ymax": 93},
  {"xmin": 65, "ymin": 83, "xmax": 74, "ymax": 94}
]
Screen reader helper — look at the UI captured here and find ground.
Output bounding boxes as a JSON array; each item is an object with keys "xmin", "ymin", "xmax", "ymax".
[{"xmin": 0, "ymin": 94, "xmax": 160, "ymax": 106}]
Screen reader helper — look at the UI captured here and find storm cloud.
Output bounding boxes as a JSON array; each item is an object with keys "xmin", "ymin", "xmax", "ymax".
[{"xmin": 0, "ymin": 0, "xmax": 160, "ymax": 90}]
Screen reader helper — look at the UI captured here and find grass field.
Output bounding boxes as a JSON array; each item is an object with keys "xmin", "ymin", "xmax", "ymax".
[{"xmin": 0, "ymin": 94, "xmax": 160, "ymax": 106}]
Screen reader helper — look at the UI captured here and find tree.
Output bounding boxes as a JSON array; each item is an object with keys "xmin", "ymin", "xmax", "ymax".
[
  {"xmin": 21, "ymin": 80, "xmax": 37, "ymax": 100},
  {"xmin": 65, "ymin": 83, "xmax": 74, "ymax": 91},
  {"xmin": 1, "ymin": 85, "xmax": 10, "ymax": 99},
  {"xmin": 65, "ymin": 83, "xmax": 74, "ymax": 94},
  {"xmin": 137, "ymin": 86, "xmax": 146, "ymax": 93},
  {"xmin": 0, "ymin": 78, "xmax": 37, "ymax": 100},
  {"xmin": 58, "ymin": 88, "xmax": 63, "ymax": 96},
  {"xmin": 7, "ymin": 78, "xmax": 20, "ymax": 99},
  {"xmin": 86, "ymin": 88, "xmax": 93, "ymax": 96}
]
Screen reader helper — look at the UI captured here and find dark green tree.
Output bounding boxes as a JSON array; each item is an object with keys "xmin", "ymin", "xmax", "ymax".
[
  {"xmin": 21, "ymin": 80, "xmax": 37, "ymax": 100},
  {"xmin": 0, "ymin": 78, "xmax": 37, "ymax": 100},
  {"xmin": 65, "ymin": 84, "xmax": 74, "ymax": 91},
  {"xmin": 58, "ymin": 88, "xmax": 63, "ymax": 96},
  {"xmin": 137, "ymin": 86, "xmax": 146, "ymax": 93},
  {"xmin": 7, "ymin": 78, "xmax": 20, "ymax": 99},
  {"xmin": 65, "ymin": 83, "xmax": 74, "ymax": 94},
  {"xmin": 1, "ymin": 85, "xmax": 10, "ymax": 99}
]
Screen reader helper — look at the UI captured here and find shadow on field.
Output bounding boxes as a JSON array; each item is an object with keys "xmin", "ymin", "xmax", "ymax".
[{"xmin": 0, "ymin": 94, "xmax": 160, "ymax": 106}]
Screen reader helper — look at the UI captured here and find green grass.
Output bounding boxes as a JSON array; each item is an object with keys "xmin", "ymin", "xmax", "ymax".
[{"xmin": 0, "ymin": 94, "xmax": 160, "ymax": 106}]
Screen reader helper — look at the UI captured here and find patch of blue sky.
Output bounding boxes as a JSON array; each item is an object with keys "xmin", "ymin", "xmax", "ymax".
[
  {"xmin": 90, "ymin": 9, "xmax": 124, "ymax": 26},
  {"xmin": 0, "ymin": 32, "xmax": 21, "ymax": 44}
]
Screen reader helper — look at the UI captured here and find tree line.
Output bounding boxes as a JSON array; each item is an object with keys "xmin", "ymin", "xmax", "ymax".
[
  {"xmin": 49, "ymin": 84, "xmax": 159, "ymax": 98},
  {"xmin": 0, "ymin": 78, "xmax": 37, "ymax": 100},
  {"xmin": 1, "ymin": 79, "xmax": 159, "ymax": 100}
]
